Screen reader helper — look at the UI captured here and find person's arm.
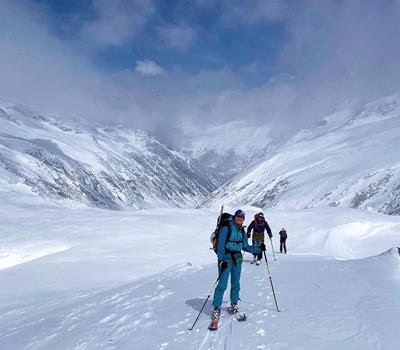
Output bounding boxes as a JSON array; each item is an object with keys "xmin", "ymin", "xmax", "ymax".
[
  {"xmin": 247, "ymin": 221, "xmax": 254, "ymax": 238},
  {"xmin": 242, "ymin": 232, "xmax": 261, "ymax": 254},
  {"xmin": 265, "ymin": 221, "xmax": 272, "ymax": 238},
  {"xmin": 217, "ymin": 226, "xmax": 228, "ymax": 261}
]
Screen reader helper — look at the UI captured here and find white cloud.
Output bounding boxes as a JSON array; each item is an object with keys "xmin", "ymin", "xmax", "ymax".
[
  {"xmin": 2, "ymin": 0, "xmax": 400, "ymax": 149},
  {"xmin": 135, "ymin": 60, "xmax": 166, "ymax": 76},
  {"xmin": 81, "ymin": 0, "xmax": 155, "ymax": 47},
  {"xmin": 157, "ymin": 23, "xmax": 197, "ymax": 51}
]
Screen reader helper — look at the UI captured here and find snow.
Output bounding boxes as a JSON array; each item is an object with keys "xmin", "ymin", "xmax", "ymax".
[
  {"xmin": 0, "ymin": 193, "xmax": 399, "ymax": 349},
  {"xmin": 1, "ymin": 94, "xmax": 400, "ymax": 349},
  {"xmin": 202, "ymin": 93, "xmax": 400, "ymax": 215},
  {"xmin": 0, "ymin": 102, "xmax": 215, "ymax": 209}
]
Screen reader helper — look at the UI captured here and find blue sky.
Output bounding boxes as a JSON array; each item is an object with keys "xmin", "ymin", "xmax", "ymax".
[
  {"xmin": 1, "ymin": 0, "xmax": 400, "ymax": 146},
  {"xmin": 31, "ymin": 0, "xmax": 287, "ymax": 82}
]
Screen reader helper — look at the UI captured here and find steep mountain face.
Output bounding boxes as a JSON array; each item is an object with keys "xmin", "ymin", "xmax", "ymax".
[
  {"xmin": 184, "ymin": 121, "xmax": 274, "ymax": 185},
  {"xmin": 0, "ymin": 104, "xmax": 217, "ymax": 209},
  {"xmin": 202, "ymin": 93, "xmax": 400, "ymax": 215}
]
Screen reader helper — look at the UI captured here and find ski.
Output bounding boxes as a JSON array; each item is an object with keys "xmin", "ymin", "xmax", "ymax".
[
  {"xmin": 208, "ymin": 318, "xmax": 219, "ymax": 331},
  {"xmin": 233, "ymin": 312, "xmax": 247, "ymax": 321},
  {"xmin": 208, "ymin": 307, "xmax": 222, "ymax": 331}
]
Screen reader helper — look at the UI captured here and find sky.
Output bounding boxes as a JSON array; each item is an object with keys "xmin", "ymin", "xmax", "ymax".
[{"xmin": 1, "ymin": 0, "xmax": 400, "ymax": 147}]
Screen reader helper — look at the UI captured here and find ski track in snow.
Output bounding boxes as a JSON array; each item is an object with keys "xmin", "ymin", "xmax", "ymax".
[{"xmin": 197, "ymin": 311, "xmax": 234, "ymax": 350}]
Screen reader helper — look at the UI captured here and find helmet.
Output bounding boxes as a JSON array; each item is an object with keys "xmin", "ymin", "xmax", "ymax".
[
  {"xmin": 258, "ymin": 212, "xmax": 264, "ymax": 217},
  {"xmin": 234, "ymin": 209, "xmax": 245, "ymax": 219}
]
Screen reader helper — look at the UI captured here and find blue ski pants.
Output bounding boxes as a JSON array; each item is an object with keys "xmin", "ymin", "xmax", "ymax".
[{"xmin": 212, "ymin": 261, "xmax": 242, "ymax": 308}]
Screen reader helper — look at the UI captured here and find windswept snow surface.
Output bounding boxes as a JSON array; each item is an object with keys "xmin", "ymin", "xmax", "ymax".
[{"xmin": 1, "ymin": 195, "xmax": 400, "ymax": 349}]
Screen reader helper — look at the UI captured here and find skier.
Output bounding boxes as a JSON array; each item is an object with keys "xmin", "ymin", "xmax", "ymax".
[
  {"xmin": 279, "ymin": 228, "xmax": 288, "ymax": 254},
  {"xmin": 247, "ymin": 212, "xmax": 272, "ymax": 265},
  {"xmin": 209, "ymin": 209, "xmax": 265, "ymax": 330}
]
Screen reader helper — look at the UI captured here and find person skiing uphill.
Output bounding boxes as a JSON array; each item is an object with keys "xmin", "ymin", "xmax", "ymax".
[
  {"xmin": 247, "ymin": 212, "xmax": 272, "ymax": 265},
  {"xmin": 210, "ymin": 209, "xmax": 264, "ymax": 330},
  {"xmin": 279, "ymin": 228, "xmax": 288, "ymax": 254}
]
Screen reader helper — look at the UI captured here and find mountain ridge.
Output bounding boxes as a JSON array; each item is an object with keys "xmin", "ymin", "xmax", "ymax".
[{"xmin": 201, "ymin": 93, "xmax": 400, "ymax": 215}]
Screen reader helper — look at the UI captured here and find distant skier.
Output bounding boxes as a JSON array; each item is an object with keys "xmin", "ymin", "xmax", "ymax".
[
  {"xmin": 209, "ymin": 209, "xmax": 264, "ymax": 330},
  {"xmin": 279, "ymin": 228, "xmax": 288, "ymax": 254},
  {"xmin": 247, "ymin": 212, "xmax": 272, "ymax": 265}
]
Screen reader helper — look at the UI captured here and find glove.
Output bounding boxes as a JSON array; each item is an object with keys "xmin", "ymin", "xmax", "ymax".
[
  {"xmin": 260, "ymin": 243, "xmax": 266, "ymax": 252},
  {"xmin": 219, "ymin": 260, "xmax": 228, "ymax": 271}
]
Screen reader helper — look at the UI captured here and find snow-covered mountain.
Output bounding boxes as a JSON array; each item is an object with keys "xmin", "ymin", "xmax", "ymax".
[
  {"xmin": 184, "ymin": 121, "xmax": 273, "ymax": 185},
  {"xmin": 0, "ymin": 103, "xmax": 217, "ymax": 209},
  {"xmin": 202, "ymin": 93, "xmax": 400, "ymax": 215}
]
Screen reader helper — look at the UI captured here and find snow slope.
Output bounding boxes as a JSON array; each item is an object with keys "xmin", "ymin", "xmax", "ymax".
[
  {"xmin": 1, "ymin": 193, "xmax": 400, "ymax": 349},
  {"xmin": 202, "ymin": 93, "xmax": 400, "ymax": 215},
  {"xmin": 2, "ymin": 252, "xmax": 400, "ymax": 350},
  {"xmin": 0, "ymin": 103, "xmax": 216, "ymax": 209}
]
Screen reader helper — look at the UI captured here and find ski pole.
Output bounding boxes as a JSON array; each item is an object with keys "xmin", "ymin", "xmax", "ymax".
[
  {"xmin": 263, "ymin": 250, "xmax": 280, "ymax": 312},
  {"xmin": 188, "ymin": 267, "xmax": 225, "ymax": 330},
  {"xmin": 269, "ymin": 237, "xmax": 276, "ymax": 261}
]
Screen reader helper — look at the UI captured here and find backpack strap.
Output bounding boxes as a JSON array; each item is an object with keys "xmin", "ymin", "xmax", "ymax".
[
  {"xmin": 224, "ymin": 225, "xmax": 245, "ymax": 266},
  {"xmin": 225, "ymin": 248, "xmax": 237, "ymax": 266}
]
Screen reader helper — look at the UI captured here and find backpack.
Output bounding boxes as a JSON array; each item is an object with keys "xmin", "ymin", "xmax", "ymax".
[
  {"xmin": 210, "ymin": 212, "xmax": 233, "ymax": 254},
  {"xmin": 254, "ymin": 213, "xmax": 265, "ymax": 230},
  {"xmin": 210, "ymin": 207, "xmax": 245, "ymax": 254}
]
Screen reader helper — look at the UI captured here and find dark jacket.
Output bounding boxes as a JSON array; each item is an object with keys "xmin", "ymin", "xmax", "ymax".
[
  {"xmin": 279, "ymin": 229, "xmax": 287, "ymax": 241},
  {"xmin": 247, "ymin": 218, "xmax": 272, "ymax": 240}
]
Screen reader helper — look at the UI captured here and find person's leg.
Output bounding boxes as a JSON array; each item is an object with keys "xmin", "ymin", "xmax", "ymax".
[
  {"xmin": 230, "ymin": 262, "xmax": 242, "ymax": 305},
  {"xmin": 280, "ymin": 241, "xmax": 283, "ymax": 253},
  {"xmin": 213, "ymin": 262, "xmax": 232, "ymax": 308},
  {"xmin": 252, "ymin": 239, "xmax": 257, "ymax": 260},
  {"xmin": 257, "ymin": 239, "xmax": 263, "ymax": 260},
  {"xmin": 284, "ymin": 240, "xmax": 287, "ymax": 253}
]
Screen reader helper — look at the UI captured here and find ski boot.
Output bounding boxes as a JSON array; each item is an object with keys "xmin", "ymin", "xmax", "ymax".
[
  {"xmin": 227, "ymin": 303, "xmax": 246, "ymax": 321},
  {"xmin": 208, "ymin": 307, "xmax": 220, "ymax": 330}
]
